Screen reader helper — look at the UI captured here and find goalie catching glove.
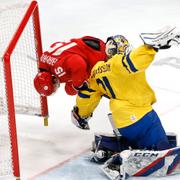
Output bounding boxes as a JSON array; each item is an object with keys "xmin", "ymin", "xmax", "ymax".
[
  {"xmin": 140, "ymin": 26, "xmax": 180, "ymax": 49},
  {"xmin": 71, "ymin": 106, "xmax": 92, "ymax": 130}
]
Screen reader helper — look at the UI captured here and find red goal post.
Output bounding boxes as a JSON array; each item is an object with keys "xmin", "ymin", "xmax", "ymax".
[{"xmin": 0, "ymin": 1, "xmax": 48, "ymax": 179}]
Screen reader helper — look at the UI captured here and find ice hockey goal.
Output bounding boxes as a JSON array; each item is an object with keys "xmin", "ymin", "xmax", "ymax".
[{"xmin": 0, "ymin": 1, "xmax": 48, "ymax": 179}]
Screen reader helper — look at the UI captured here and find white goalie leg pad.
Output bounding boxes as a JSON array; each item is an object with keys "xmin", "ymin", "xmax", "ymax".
[
  {"xmin": 140, "ymin": 26, "xmax": 180, "ymax": 48},
  {"xmin": 120, "ymin": 146, "xmax": 180, "ymax": 178},
  {"xmin": 101, "ymin": 146, "xmax": 180, "ymax": 179}
]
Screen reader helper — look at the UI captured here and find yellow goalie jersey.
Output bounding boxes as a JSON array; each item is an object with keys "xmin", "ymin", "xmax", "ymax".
[{"xmin": 76, "ymin": 45, "xmax": 157, "ymax": 128}]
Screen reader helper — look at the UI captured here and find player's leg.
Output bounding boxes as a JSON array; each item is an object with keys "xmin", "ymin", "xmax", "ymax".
[
  {"xmin": 119, "ymin": 110, "xmax": 170, "ymax": 150},
  {"xmin": 91, "ymin": 110, "xmax": 170, "ymax": 163},
  {"xmin": 136, "ymin": 110, "xmax": 169, "ymax": 150},
  {"xmin": 91, "ymin": 133, "xmax": 132, "ymax": 163}
]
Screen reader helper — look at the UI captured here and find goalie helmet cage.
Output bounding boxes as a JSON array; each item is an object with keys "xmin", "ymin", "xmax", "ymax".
[{"xmin": 0, "ymin": 0, "xmax": 48, "ymax": 179}]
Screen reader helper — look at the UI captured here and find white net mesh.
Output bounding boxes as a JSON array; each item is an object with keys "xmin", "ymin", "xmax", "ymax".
[{"xmin": 0, "ymin": 1, "xmax": 42, "ymax": 177}]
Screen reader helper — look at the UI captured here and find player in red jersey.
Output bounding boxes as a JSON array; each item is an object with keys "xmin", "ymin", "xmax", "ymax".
[{"xmin": 34, "ymin": 36, "xmax": 107, "ymax": 96}]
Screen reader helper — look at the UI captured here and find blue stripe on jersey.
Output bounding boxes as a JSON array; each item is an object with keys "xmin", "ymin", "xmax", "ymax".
[
  {"xmin": 122, "ymin": 55, "xmax": 131, "ymax": 73},
  {"xmin": 102, "ymin": 76, "xmax": 116, "ymax": 98},
  {"xmin": 86, "ymin": 88, "xmax": 96, "ymax": 92},
  {"xmin": 96, "ymin": 79, "xmax": 106, "ymax": 90},
  {"xmin": 102, "ymin": 94, "xmax": 110, "ymax": 99},
  {"xmin": 126, "ymin": 53, "xmax": 138, "ymax": 72},
  {"xmin": 77, "ymin": 88, "xmax": 95, "ymax": 98},
  {"xmin": 78, "ymin": 92, "xmax": 90, "ymax": 98}
]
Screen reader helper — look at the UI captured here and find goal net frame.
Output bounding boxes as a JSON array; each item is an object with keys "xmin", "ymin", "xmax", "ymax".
[{"xmin": 1, "ymin": 1, "xmax": 48, "ymax": 179}]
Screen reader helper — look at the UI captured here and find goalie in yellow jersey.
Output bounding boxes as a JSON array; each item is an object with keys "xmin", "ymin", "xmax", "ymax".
[{"xmin": 71, "ymin": 26, "xmax": 180, "ymax": 151}]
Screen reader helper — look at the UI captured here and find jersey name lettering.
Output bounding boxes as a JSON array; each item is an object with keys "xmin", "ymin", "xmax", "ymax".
[
  {"xmin": 40, "ymin": 54, "xmax": 58, "ymax": 66},
  {"xmin": 91, "ymin": 64, "xmax": 111, "ymax": 78}
]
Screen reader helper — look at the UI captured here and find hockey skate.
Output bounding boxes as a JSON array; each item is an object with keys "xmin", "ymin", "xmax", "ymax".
[
  {"xmin": 101, "ymin": 153, "xmax": 127, "ymax": 180},
  {"xmin": 91, "ymin": 133, "xmax": 132, "ymax": 163}
]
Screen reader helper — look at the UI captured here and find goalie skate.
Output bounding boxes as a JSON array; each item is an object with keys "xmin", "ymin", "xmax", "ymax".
[
  {"xmin": 101, "ymin": 166, "xmax": 122, "ymax": 180},
  {"xmin": 101, "ymin": 153, "xmax": 126, "ymax": 180},
  {"xmin": 91, "ymin": 133, "xmax": 132, "ymax": 163}
]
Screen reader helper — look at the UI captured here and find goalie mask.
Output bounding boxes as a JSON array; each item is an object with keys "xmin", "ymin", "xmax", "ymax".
[
  {"xmin": 34, "ymin": 71, "xmax": 60, "ymax": 96},
  {"xmin": 106, "ymin": 35, "xmax": 130, "ymax": 58}
]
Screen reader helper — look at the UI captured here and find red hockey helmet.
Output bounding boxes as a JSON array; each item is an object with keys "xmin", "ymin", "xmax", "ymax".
[{"xmin": 34, "ymin": 71, "xmax": 59, "ymax": 96}]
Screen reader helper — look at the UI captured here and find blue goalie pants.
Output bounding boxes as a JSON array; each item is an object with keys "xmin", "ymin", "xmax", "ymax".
[
  {"xmin": 93, "ymin": 110, "xmax": 177, "ymax": 160},
  {"xmin": 119, "ymin": 110, "xmax": 169, "ymax": 150}
]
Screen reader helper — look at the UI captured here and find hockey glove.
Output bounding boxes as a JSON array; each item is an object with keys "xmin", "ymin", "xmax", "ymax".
[
  {"xmin": 71, "ymin": 106, "xmax": 91, "ymax": 130},
  {"xmin": 74, "ymin": 81, "xmax": 88, "ymax": 91},
  {"xmin": 140, "ymin": 26, "xmax": 180, "ymax": 49},
  {"xmin": 65, "ymin": 81, "xmax": 78, "ymax": 96},
  {"xmin": 65, "ymin": 81, "xmax": 88, "ymax": 95}
]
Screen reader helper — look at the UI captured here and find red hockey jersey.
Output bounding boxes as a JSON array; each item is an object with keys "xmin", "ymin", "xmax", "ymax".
[{"xmin": 39, "ymin": 36, "xmax": 106, "ymax": 94}]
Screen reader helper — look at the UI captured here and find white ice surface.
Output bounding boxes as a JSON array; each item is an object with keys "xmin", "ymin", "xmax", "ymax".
[{"xmin": 0, "ymin": 0, "xmax": 180, "ymax": 179}]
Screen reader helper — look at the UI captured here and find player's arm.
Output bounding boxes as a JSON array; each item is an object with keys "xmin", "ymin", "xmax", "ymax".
[
  {"xmin": 107, "ymin": 45, "xmax": 156, "ymax": 76},
  {"xmin": 121, "ymin": 45, "xmax": 157, "ymax": 74},
  {"xmin": 65, "ymin": 54, "xmax": 88, "ymax": 92},
  {"xmin": 77, "ymin": 87, "xmax": 102, "ymax": 118},
  {"xmin": 71, "ymin": 78, "xmax": 103, "ymax": 129},
  {"xmin": 65, "ymin": 81, "xmax": 88, "ymax": 96},
  {"xmin": 121, "ymin": 26, "xmax": 180, "ymax": 74},
  {"xmin": 64, "ymin": 54, "xmax": 88, "ymax": 95}
]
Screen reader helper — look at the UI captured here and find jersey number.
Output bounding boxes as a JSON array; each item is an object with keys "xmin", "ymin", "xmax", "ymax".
[
  {"xmin": 54, "ymin": 66, "xmax": 66, "ymax": 77},
  {"xmin": 96, "ymin": 76, "xmax": 116, "ymax": 98},
  {"xmin": 47, "ymin": 42, "xmax": 77, "ymax": 56}
]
